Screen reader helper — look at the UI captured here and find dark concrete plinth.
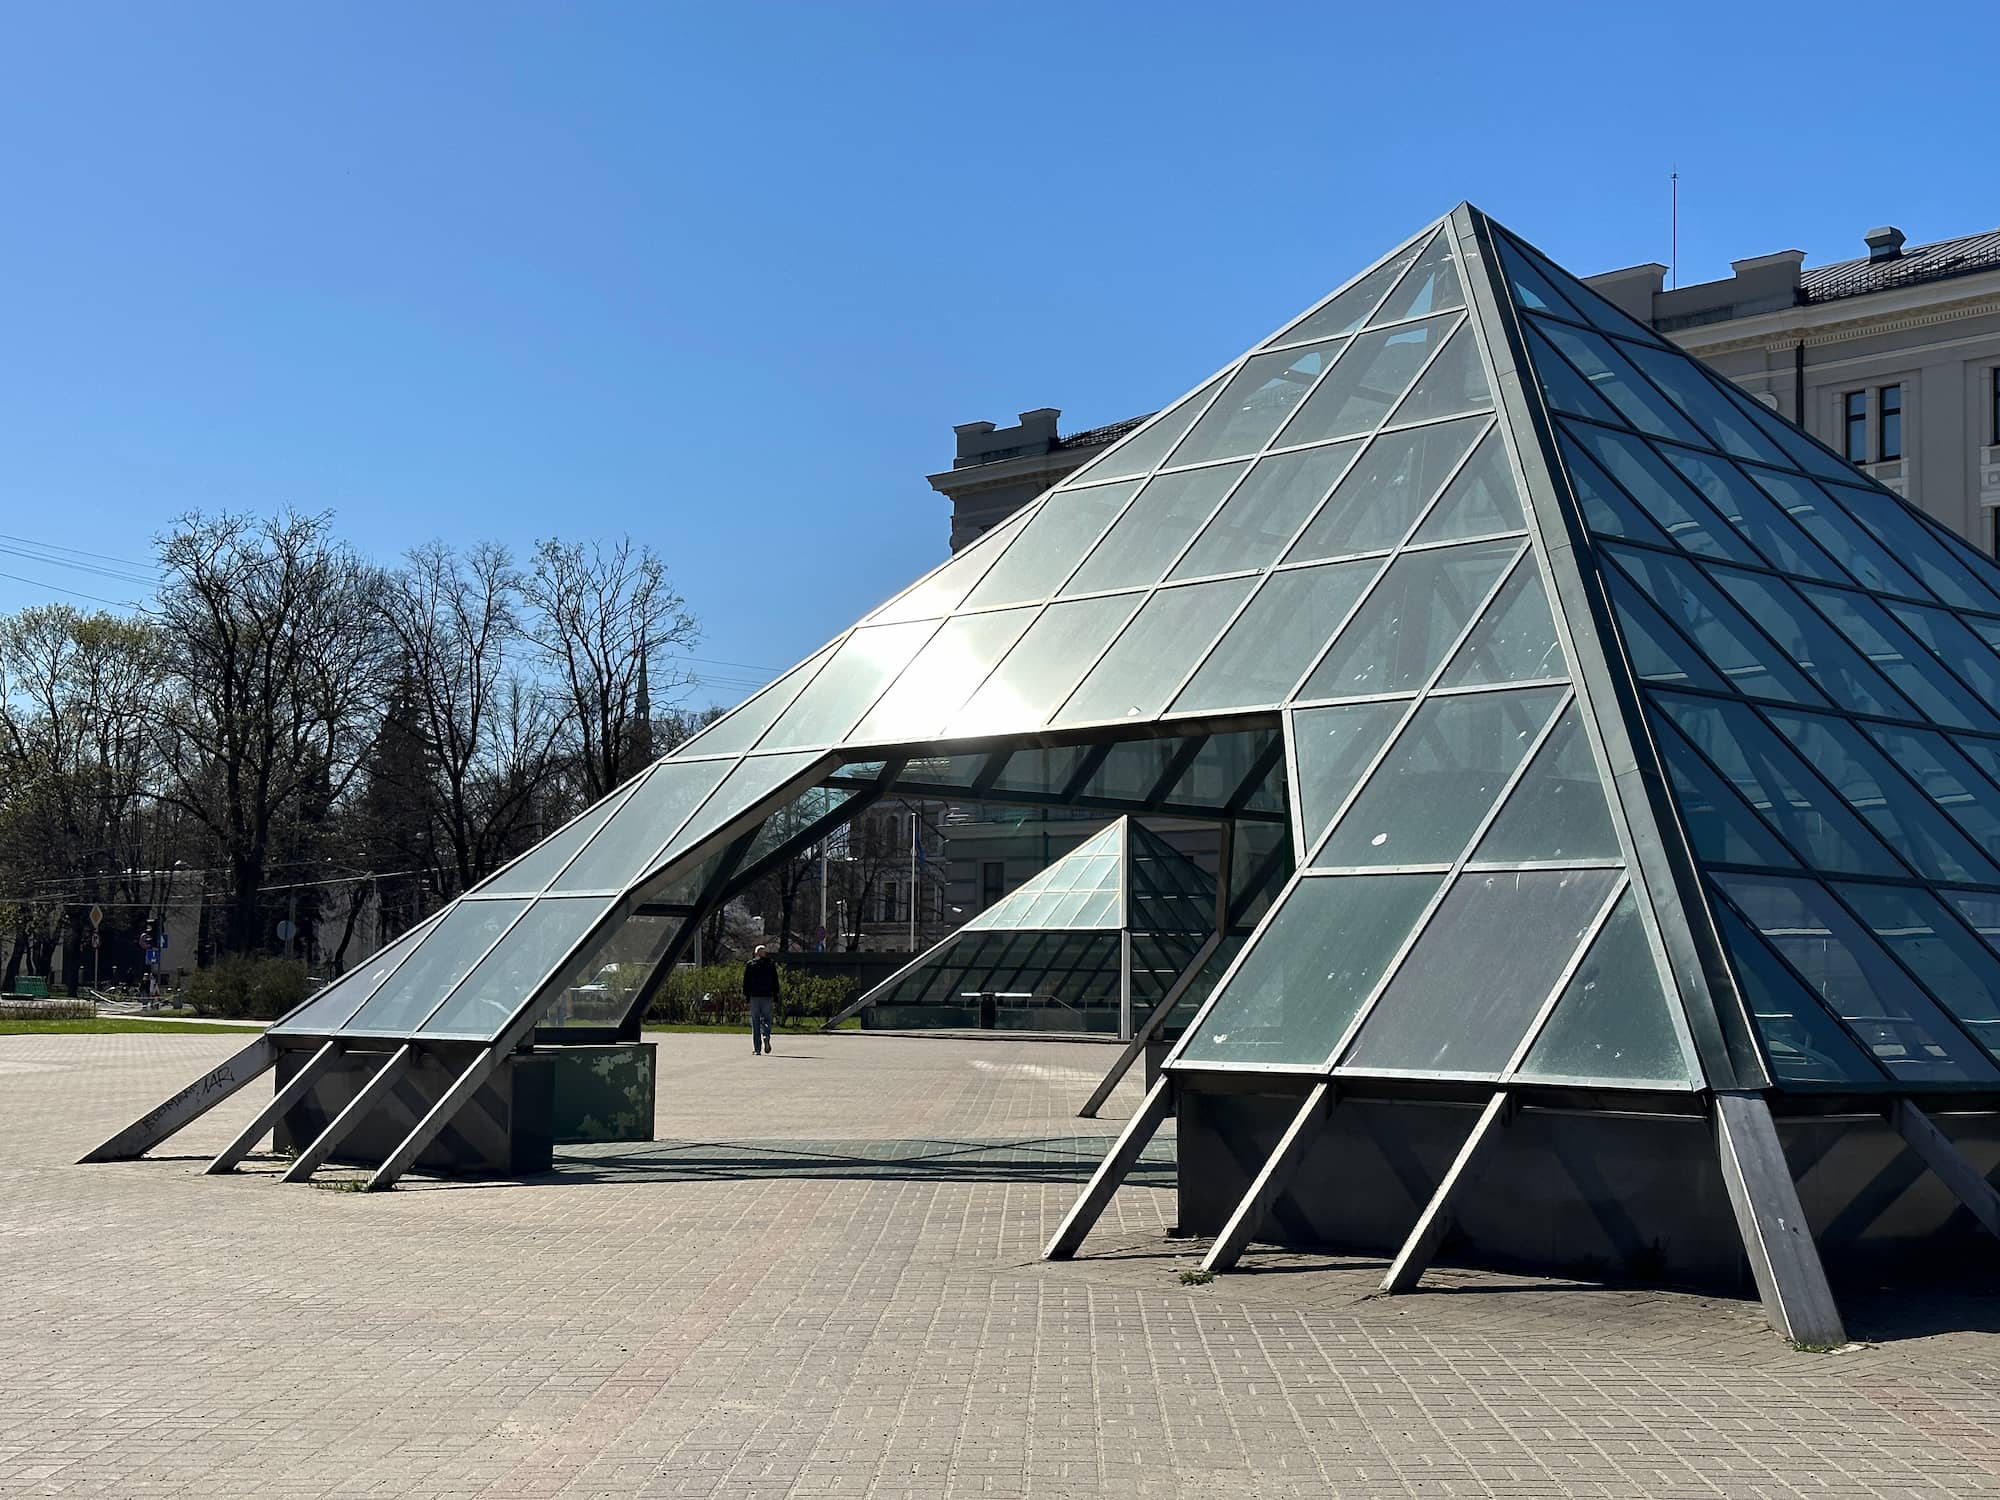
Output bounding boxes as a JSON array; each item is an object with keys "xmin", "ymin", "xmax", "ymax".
[
  {"xmin": 546, "ymin": 1042, "xmax": 656, "ymax": 1144},
  {"xmin": 274, "ymin": 1047, "xmax": 554, "ymax": 1175}
]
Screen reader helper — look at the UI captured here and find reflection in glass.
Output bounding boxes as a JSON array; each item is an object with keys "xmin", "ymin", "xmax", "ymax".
[
  {"xmin": 1055, "ymin": 578, "xmax": 1254, "ymax": 726},
  {"xmin": 1169, "ymin": 342, "xmax": 1347, "ymax": 467},
  {"xmin": 1571, "ymin": 425, "xmax": 1761, "ymax": 563},
  {"xmin": 343, "ymin": 899, "xmax": 526, "ymax": 1034},
  {"xmin": 1170, "ymin": 441, "xmax": 1362, "ymax": 581},
  {"xmin": 1516, "ymin": 891, "xmax": 1692, "ymax": 1086},
  {"xmin": 1605, "ymin": 546, "xmax": 1822, "ymax": 703},
  {"xmin": 949, "ymin": 594, "xmax": 1142, "ymax": 737},
  {"xmin": 1706, "ymin": 568, "xmax": 1917, "ymax": 720},
  {"xmin": 1300, "ymin": 539, "xmax": 1520, "ymax": 699},
  {"xmin": 1064, "ymin": 463, "xmax": 1250, "ymax": 595},
  {"xmin": 1712, "ymin": 902, "xmax": 1883, "ymax": 1086},
  {"xmin": 1283, "ymin": 416, "xmax": 1487, "ymax": 564},
  {"xmin": 1837, "ymin": 882, "xmax": 2000, "ymax": 1063},
  {"xmin": 757, "ymin": 621, "xmax": 937, "ymax": 751},
  {"xmin": 961, "ymin": 482, "xmax": 1139, "ymax": 609},
  {"xmin": 423, "ymin": 897, "xmax": 611, "ymax": 1039},
  {"xmin": 1276, "ymin": 318, "xmax": 1456, "ymax": 448},
  {"xmin": 1173, "ymin": 561, "xmax": 1379, "ymax": 713},
  {"xmin": 552, "ymin": 760, "xmax": 732, "ymax": 893},
  {"xmin": 852, "ymin": 609, "xmax": 1036, "ymax": 743},
  {"xmin": 1369, "ymin": 233, "xmax": 1464, "ymax": 325}
]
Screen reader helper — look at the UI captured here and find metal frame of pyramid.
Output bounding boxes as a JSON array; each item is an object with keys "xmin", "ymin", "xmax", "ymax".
[
  {"xmin": 823, "ymin": 817, "xmax": 1215, "ymax": 1045},
  {"xmin": 94, "ymin": 204, "xmax": 2000, "ymax": 1341}
]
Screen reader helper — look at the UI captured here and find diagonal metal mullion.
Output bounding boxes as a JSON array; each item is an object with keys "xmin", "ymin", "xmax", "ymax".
[
  {"xmin": 281, "ymin": 1044, "xmax": 415, "ymax": 1183},
  {"xmin": 1497, "ymin": 876, "xmax": 1631, "ymax": 1081}
]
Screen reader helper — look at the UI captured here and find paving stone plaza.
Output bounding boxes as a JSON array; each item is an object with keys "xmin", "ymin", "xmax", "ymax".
[{"xmin": 8, "ymin": 1028, "xmax": 2000, "ymax": 1498}]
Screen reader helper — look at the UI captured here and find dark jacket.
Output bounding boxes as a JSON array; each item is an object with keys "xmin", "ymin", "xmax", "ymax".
[{"xmin": 744, "ymin": 954, "xmax": 780, "ymax": 1000}]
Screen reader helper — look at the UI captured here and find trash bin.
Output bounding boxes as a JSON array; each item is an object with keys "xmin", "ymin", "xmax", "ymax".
[{"xmin": 978, "ymin": 991, "xmax": 997, "ymax": 1030}]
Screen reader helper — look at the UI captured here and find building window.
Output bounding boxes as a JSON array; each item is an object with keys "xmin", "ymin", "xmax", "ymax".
[
  {"xmin": 981, "ymin": 861, "xmax": 1004, "ymax": 908},
  {"xmin": 1844, "ymin": 391, "xmax": 1868, "ymax": 463},
  {"xmin": 878, "ymin": 881, "xmax": 898, "ymax": 925},
  {"xmin": 1879, "ymin": 384, "xmax": 1903, "ymax": 462}
]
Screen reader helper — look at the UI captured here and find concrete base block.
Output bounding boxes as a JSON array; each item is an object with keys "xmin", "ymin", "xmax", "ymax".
[{"xmin": 275, "ymin": 1048, "xmax": 554, "ymax": 1176}]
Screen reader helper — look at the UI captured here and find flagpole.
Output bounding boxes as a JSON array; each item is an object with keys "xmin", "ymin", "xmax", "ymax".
[{"xmin": 908, "ymin": 808, "xmax": 917, "ymax": 951}]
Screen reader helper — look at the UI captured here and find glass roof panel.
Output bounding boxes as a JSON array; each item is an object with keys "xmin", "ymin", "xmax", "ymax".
[
  {"xmin": 1885, "ymin": 601, "xmax": 2000, "ymax": 717},
  {"xmin": 1558, "ymin": 434, "xmax": 1674, "ymax": 544},
  {"xmin": 537, "ymin": 907, "xmax": 680, "ymax": 1031},
  {"xmin": 1368, "ymin": 233, "xmax": 1464, "ymax": 325},
  {"xmin": 1763, "ymin": 709, "xmax": 2000, "ymax": 884},
  {"xmin": 1535, "ymin": 321, "xmax": 1705, "ymax": 445},
  {"xmin": 1525, "ymin": 326, "xmax": 1623, "ymax": 424},
  {"xmin": 1741, "ymin": 466, "xmax": 1932, "ymax": 600},
  {"xmin": 1617, "ymin": 342, "xmax": 1796, "ymax": 467},
  {"xmin": 1715, "ymin": 873, "xmax": 1999, "ymax": 1083},
  {"xmin": 420, "ymin": 896, "xmax": 612, "ymax": 1039},
  {"xmin": 1174, "ymin": 873, "xmax": 1443, "ymax": 1068},
  {"xmin": 1077, "ymin": 738, "xmax": 1178, "ymax": 803},
  {"xmin": 1282, "ymin": 416, "xmax": 1487, "ymax": 565},
  {"xmin": 1316, "ymin": 687, "xmax": 1563, "ymax": 866},
  {"xmin": 647, "ymin": 751, "xmax": 822, "ymax": 878},
  {"xmin": 1515, "ymin": 890, "xmax": 1693, "ymax": 1087},
  {"xmin": 1711, "ymin": 902, "xmax": 1884, "ymax": 1086},
  {"xmin": 960, "ymin": 481, "xmax": 1141, "ymax": 610},
  {"xmin": 1796, "ymin": 583, "xmax": 1999, "ymax": 731},
  {"xmin": 341, "ymin": 898, "xmax": 527, "ymax": 1035},
  {"xmin": 1602, "ymin": 570, "xmax": 1729, "ymax": 693},
  {"xmin": 756, "ymin": 620, "xmax": 936, "ymax": 751},
  {"xmin": 1276, "ymin": 317, "xmax": 1456, "ymax": 448},
  {"xmin": 1436, "ymin": 555, "xmax": 1567, "ymax": 688},
  {"xmin": 1168, "ymin": 342, "xmax": 1347, "ymax": 467},
  {"xmin": 1657, "ymin": 446, "xmax": 1845, "ymax": 581},
  {"xmin": 1604, "ymin": 545, "xmax": 1824, "ymax": 704},
  {"xmin": 1345, "ymin": 867, "xmax": 1618, "ymax": 1076},
  {"xmin": 270, "ymin": 912, "xmax": 445, "ymax": 1035},
  {"xmin": 1829, "ymin": 484, "xmax": 2000, "ymax": 614},
  {"xmin": 551, "ymin": 759, "xmax": 732, "ymax": 893},
  {"xmin": 1385, "ymin": 324, "xmax": 1489, "ymax": 425},
  {"xmin": 1292, "ymin": 701, "xmax": 1409, "ymax": 850},
  {"xmin": 1169, "ymin": 441, "xmax": 1362, "ymax": 581},
  {"xmin": 674, "ymin": 645, "xmax": 834, "ymax": 759},
  {"xmin": 1055, "ymin": 578, "xmax": 1255, "ymax": 726},
  {"xmin": 1946, "ymin": 889, "xmax": 2000, "ymax": 956},
  {"xmin": 1862, "ymin": 724, "xmax": 2000, "ymax": 855},
  {"xmin": 1500, "ymin": 230, "xmax": 1668, "ymax": 344},
  {"xmin": 1569, "ymin": 425, "xmax": 1763, "ymax": 564},
  {"xmin": 870, "ymin": 507, "xmax": 1031, "ymax": 626},
  {"xmin": 851, "ymin": 608, "xmax": 1037, "ymax": 744},
  {"xmin": 1066, "ymin": 375, "xmax": 1223, "ymax": 485},
  {"xmin": 1472, "ymin": 708, "xmax": 1618, "ymax": 862},
  {"xmin": 1407, "ymin": 428, "xmax": 1524, "ymax": 543},
  {"xmin": 1654, "ymin": 717, "xmax": 1801, "ymax": 869},
  {"xmin": 1493, "ymin": 234, "xmax": 1591, "ymax": 323},
  {"xmin": 948, "ymin": 593, "xmax": 1143, "ymax": 737},
  {"xmin": 1299, "ymin": 538, "xmax": 1521, "ymax": 700},
  {"xmin": 1705, "ymin": 568, "xmax": 1919, "ymax": 720},
  {"xmin": 1654, "ymin": 695, "xmax": 1904, "ymax": 876},
  {"xmin": 1836, "ymin": 882, "xmax": 2000, "ymax": 1064},
  {"xmin": 1063, "ymin": 462, "xmax": 1251, "ymax": 596},
  {"xmin": 989, "ymin": 745, "xmax": 1090, "ymax": 797},
  {"xmin": 476, "ymin": 785, "xmax": 638, "ymax": 897},
  {"xmin": 1173, "ymin": 560, "xmax": 1380, "ymax": 713},
  {"xmin": 1266, "ymin": 236, "xmax": 1428, "ymax": 347}
]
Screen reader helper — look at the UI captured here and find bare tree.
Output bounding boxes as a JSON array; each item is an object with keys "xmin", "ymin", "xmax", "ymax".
[
  {"xmin": 153, "ymin": 511, "xmax": 392, "ymax": 956},
  {"xmin": 521, "ymin": 538, "xmax": 698, "ymax": 799}
]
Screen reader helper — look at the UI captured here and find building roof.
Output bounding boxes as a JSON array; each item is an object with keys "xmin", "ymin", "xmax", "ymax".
[
  {"xmin": 1800, "ymin": 228, "xmax": 2000, "ymax": 304},
  {"xmin": 1055, "ymin": 413, "xmax": 1153, "ymax": 450}
]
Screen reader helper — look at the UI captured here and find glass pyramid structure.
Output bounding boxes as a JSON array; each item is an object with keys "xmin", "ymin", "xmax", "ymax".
[
  {"xmin": 103, "ymin": 205, "xmax": 2000, "ymax": 1338},
  {"xmin": 845, "ymin": 817, "xmax": 1214, "ymax": 1033}
]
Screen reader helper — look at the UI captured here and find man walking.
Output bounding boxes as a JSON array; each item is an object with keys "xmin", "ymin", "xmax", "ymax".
[{"xmin": 744, "ymin": 943, "xmax": 779, "ymax": 1056}]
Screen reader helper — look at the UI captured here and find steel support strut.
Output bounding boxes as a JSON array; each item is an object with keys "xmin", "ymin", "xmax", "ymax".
[
  {"xmin": 365, "ymin": 1046, "xmax": 501, "ymax": 1191},
  {"xmin": 1078, "ymin": 931, "xmax": 1221, "ymax": 1118},
  {"xmin": 1044, "ymin": 1076, "xmax": 1173, "ymax": 1260},
  {"xmin": 1888, "ymin": 1097, "xmax": 2000, "ymax": 1242},
  {"xmin": 79, "ymin": 1036, "xmax": 279, "ymax": 1163},
  {"xmin": 282, "ymin": 1044, "xmax": 416, "ymax": 1183},
  {"xmin": 1202, "ymin": 1081, "xmax": 1334, "ymax": 1275},
  {"xmin": 1382, "ymin": 1090, "xmax": 1512, "ymax": 1293},
  {"xmin": 206, "ymin": 1039, "xmax": 344, "ymax": 1174},
  {"xmin": 1713, "ymin": 1092, "xmax": 1845, "ymax": 1346}
]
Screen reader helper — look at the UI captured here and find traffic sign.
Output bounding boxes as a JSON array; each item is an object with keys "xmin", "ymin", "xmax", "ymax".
[
  {"xmin": 158, "ymin": 931, "xmax": 169, "ymax": 950},
  {"xmin": 144, "ymin": 948, "xmax": 159, "ymax": 966},
  {"xmin": 90, "ymin": 933, "xmax": 100, "ymax": 950},
  {"xmin": 89, "ymin": 905, "xmax": 103, "ymax": 929}
]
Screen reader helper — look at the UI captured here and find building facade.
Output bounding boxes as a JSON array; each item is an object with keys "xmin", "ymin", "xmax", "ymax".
[{"xmin": 933, "ymin": 221, "xmax": 2000, "ymax": 555}]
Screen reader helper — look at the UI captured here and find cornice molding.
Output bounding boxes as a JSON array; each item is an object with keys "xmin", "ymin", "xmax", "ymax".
[{"xmin": 1674, "ymin": 289, "xmax": 2000, "ymax": 359}]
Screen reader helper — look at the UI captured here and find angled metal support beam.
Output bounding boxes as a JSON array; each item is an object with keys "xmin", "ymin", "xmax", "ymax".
[
  {"xmin": 1223, "ymin": 736, "xmax": 1286, "ymax": 818},
  {"xmin": 205, "ymin": 1039, "xmax": 344, "ymax": 1175},
  {"xmin": 1143, "ymin": 735, "xmax": 1209, "ymax": 808},
  {"xmin": 1227, "ymin": 838, "xmax": 1292, "ymax": 928},
  {"xmin": 282, "ymin": 1044, "xmax": 415, "ymax": 1183},
  {"xmin": 1382, "ymin": 1089, "xmax": 1512, "ymax": 1293},
  {"xmin": 1202, "ymin": 1080, "xmax": 1335, "ymax": 1274},
  {"xmin": 1889, "ymin": 1097, "xmax": 2000, "ymax": 1242},
  {"xmin": 1044, "ymin": 1075, "xmax": 1173, "ymax": 1260},
  {"xmin": 364, "ymin": 1045, "xmax": 502, "ymax": 1192},
  {"xmin": 1713, "ymin": 1091, "xmax": 1846, "ymax": 1346},
  {"xmin": 970, "ymin": 750, "xmax": 1012, "ymax": 796},
  {"xmin": 1059, "ymin": 742, "xmax": 1117, "ymax": 802},
  {"xmin": 1079, "ymin": 930, "xmax": 1220, "ymax": 1118},
  {"xmin": 78, "ymin": 1035, "xmax": 279, "ymax": 1163}
]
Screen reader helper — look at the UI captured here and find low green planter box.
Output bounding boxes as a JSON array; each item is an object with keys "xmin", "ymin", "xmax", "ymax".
[{"xmin": 546, "ymin": 1042, "xmax": 656, "ymax": 1145}]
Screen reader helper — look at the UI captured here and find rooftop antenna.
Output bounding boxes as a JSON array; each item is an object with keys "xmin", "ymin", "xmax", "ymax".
[{"xmin": 1670, "ymin": 167, "xmax": 1679, "ymax": 289}]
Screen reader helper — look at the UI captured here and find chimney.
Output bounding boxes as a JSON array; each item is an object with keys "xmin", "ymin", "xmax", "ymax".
[{"xmin": 1863, "ymin": 226, "xmax": 1906, "ymax": 263}]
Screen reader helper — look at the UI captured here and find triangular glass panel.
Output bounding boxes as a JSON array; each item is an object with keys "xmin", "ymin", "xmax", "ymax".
[
  {"xmin": 1740, "ymin": 466, "xmax": 1931, "ymax": 600},
  {"xmin": 1277, "ymin": 317, "xmax": 1458, "ymax": 448},
  {"xmin": 1170, "ymin": 440, "xmax": 1363, "ymax": 581},
  {"xmin": 1534, "ymin": 320, "xmax": 1705, "ymax": 445},
  {"xmin": 870, "ymin": 506, "xmax": 1033, "ymax": 625},
  {"xmin": 1653, "ymin": 716, "xmax": 1801, "ymax": 869},
  {"xmin": 1711, "ymin": 901, "xmax": 1883, "ymax": 1086},
  {"xmin": 342, "ymin": 898, "xmax": 528, "ymax": 1035},
  {"xmin": 1174, "ymin": 559, "xmax": 1381, "ymax": 713},
  {"xmin": 1493, "ymin": 234, "xmax": 1591, "ymax": 324},
  {"xmin": 1063, "ymin": 462, "xmax": 1249, "ymax": 595},
  {"xmin": 1300, "ymin": 538, "xmax": 1520, "ymax": 700},
  {"xmin": 1836, "ymin": 882, "xmax": 2000, "ymax": 1063},
  {"xmin": 1315, "ymin": 687, "xmax": 1564, "ymax": 866},
  {"xmin": 1173, "ymin": 872, "xmax": 1443, "ymax": 1068},
  {"xmin": 1284, "ymin": 416, "xmax": 1486, "ymax": 564},
  {"xmin": 1055, "ymin": 578, "xmax": 1253, "ymax": 726},
  {"xmin": 1618, "ymin": 341, "xmax": 1796, "ymax": 468},
  {"xmin": 1656, "ymin": 445, "xmax": 1845, "ymax": 581},
  {"xmin": 948, "ymin": 593, "xmax": 1142, "ymax": 738},
  {"xmin": 1266, "ymin": 235, "xmax": 1429, "ymax": 348},
  {"xmin": 1496, "ymin": 228, "xmax": 1666, "ymax": 345},
  {"xmin": 674, "ymin": 644, "xmax": 835, "ymax": 759},
  {"xmin": 1437, "ymin": 555, "xmax": 1566, "ymax": 687},
  {"xmin": 1344, "ymin": 868, "xmax": 1618, "ymax": 1077},
  {"xmin": 1792, "ymin": 582, "xmax": 1998, "ymax": 731},
  {"xmin": 1515, "ymin": 891, "xmax": 1694, "ymax": 1086},
  {"xmin": 479, "ymin": 782, "xmax": 644, "ymax": 896},
  {"xmin": 1704, "ymin": 567, "xmax": 1919, "ymax": 720},
  {"xmin": 421, "ymin": 895, "xmax": 612, "ymax": 1039},
  {"xmin": 1408, "ymin": 429, "xmax": 1523, "ymax": 543},
  {"xmin": 1603, "ymin": 546, "xmax": 1823, "ymax": 703},
  {"xmin": 1385, "ymin": 323, "xmax": 1490, "ymax": 426},
  {"xmin": 1558, "ymin": 434, "xmax": 1674, "ymax": 545},
  {"xmin": 1832, "ymin": 483, "xmax": 2000, "ymax": 614},
  {"xmin": 757, "ymin": 620, "xmax": 938, "ymax": 750},
  {"xmin": 1569, "ymin": 425, "xmax": 1763, "ymax": 564},
  {"xmin": 1862, "ymin": 724, "xmax": 2000, "ymax": 853},
  {"xmin": 1169, "ymin": 341, "xmax": 1347, "ymax": 467},
  {"xmin": 1601, "ymin": 570, "xmax": 1730, "ymax": 693},
  {"xmin": 647, "ymin": 750, "xmax": 823, "ymax": 879},
  {"xmin": 853, "ymin": 607, "xmax": 1037, "ymax": 743},
  {"xmin": 552, "ymin": 759, "xmax": 733, "ymax": 893},
  {"xmin": 1524, "ymin": 325, "xmax": 1622, "ymax": 424},
  {"xmin": 1067, "ymin": 375, "xmax": 1224, "ymax": 485},
  {"xmin": 1368, "ymin": 232, "xmax": 1464, "ymax": 325},
  {"xmin": 1473, "ymin": 708, "xmax": 1618, "ymax": 861},
  {"xmin": 961, "ymin": 481, "xmax": 1140, "ymax": 610},
  {"xmin": 1291, "ymin": 699, "xmax": 1409, "ymax": 850}
]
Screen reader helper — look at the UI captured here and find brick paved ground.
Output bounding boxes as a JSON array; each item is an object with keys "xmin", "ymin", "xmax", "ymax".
[{"xmin": 5, "ymin": 1029, "xmax": 2000, "ymax": 1497}]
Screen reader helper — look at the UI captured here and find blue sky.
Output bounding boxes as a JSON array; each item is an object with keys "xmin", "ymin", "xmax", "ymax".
[{"xmin": 0, "ymin": 2, "xmax": 1989, "ymax": 709}]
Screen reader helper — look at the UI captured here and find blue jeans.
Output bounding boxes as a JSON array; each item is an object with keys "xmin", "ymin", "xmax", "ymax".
[{"xmin": 750, "ymin": 997, "xmax": 774, "ymax": 1052}]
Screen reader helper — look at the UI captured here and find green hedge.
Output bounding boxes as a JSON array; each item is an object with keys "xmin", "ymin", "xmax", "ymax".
[
  {"xmin": 646, "ymin": 962, "xmax": 853, "ymax": 1025},
  {"xmin": 185, "ymin": 957, "xmax": 312, "ymax": 1020}
]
